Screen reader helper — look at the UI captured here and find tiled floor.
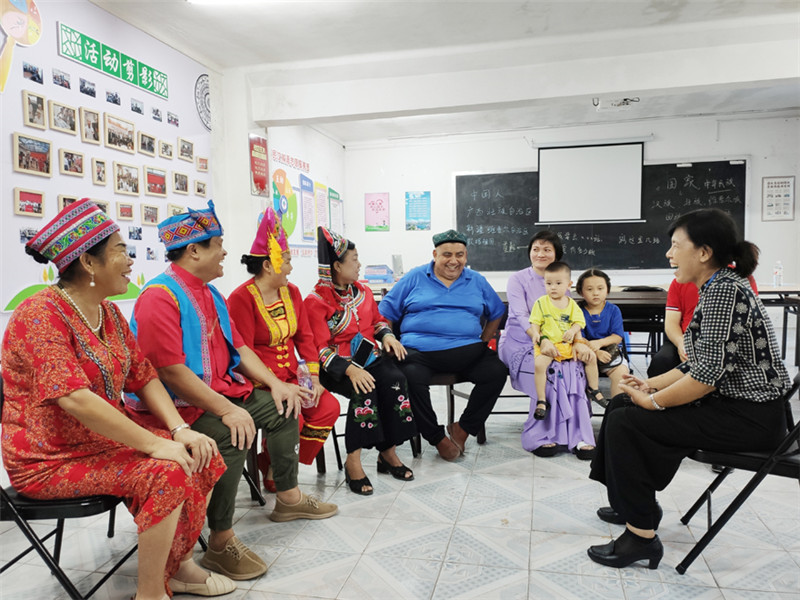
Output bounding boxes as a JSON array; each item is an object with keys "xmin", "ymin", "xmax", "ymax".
[{"xmin": 1, "ymin": 338, "xmax": 798, "ymax": 599}]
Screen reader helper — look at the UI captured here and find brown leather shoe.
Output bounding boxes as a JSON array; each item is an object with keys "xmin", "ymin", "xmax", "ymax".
[
  {"xmin": 436, "ymin": 436, "xmax": 460, "ymax": 461},
  {"xmin": 446, "ymin": 422, "xmax": 467, "ymax": 455}
]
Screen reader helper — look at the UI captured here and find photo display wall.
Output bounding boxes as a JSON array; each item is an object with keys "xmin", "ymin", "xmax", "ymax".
[{"xmin": 2, "ymin": 3, "xmax": 212, "ymax": 319}]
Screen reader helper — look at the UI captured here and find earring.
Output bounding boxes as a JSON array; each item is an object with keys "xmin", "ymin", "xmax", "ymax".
[{"xmin": 89, "ymin": 272, "xmax": 96, "ymax": 287}]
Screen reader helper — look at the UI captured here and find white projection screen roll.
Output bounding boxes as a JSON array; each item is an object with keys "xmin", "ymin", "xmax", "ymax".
[{"xmin": 538, "ymin": 142, "xmax": 643, "ymax": 223}]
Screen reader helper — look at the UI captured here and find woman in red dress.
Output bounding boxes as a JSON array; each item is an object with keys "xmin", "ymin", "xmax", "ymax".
[
  {"xmin": 228, "ymin": 208, "xmax": 339, "ymax": 490},
  {"xmin": 1, "ymin": 199, "xmax": 232, "ymax": 599},
  {"xmin": 304, "ymin": 227, "xmax": 416, "ymax": 495}
]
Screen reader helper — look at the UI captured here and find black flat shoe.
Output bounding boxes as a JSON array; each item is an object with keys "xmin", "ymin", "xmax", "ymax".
[
  {"xmin": 586, "ymin": 387, "xmax": 608, "ymax": 408},
  {"xmin": 533, "ymin": 400, "xmax": 550, "ymax": 420},
  {"xmin": 587, "ymin": 530, "xmax": 663, "ymax": 569},
  {"xmin": 596, "ymin": 502, "xmax": 663, "ymax": 529},
  {"xmin": 532, "ymin": 444, "xmax": 559, "ymax": 457},
  {"xmin": 344, "ymin": 467, "xmax": 373, "ymax": 496},
  {"xmin": 377, "ymin": 455, "xmax": 414, "ymax": 481},
  {"xmin": 573, "ymin": 446, "xmax": 596, "ymax": 461}
]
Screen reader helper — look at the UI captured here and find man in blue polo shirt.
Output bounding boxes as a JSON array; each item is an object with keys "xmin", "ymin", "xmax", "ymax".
[{"xmin": 379, "ymin": 230, "xmax": 508, "ymax": 461}]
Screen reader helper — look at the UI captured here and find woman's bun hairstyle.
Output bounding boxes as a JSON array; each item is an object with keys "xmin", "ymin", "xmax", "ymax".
[{"xmin": 25, "ymin": 245, "xmax": 50, "ymax": 265}]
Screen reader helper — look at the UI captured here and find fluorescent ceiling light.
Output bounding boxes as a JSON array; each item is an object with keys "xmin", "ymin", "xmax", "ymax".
[{"xmin": 187, "ymin": 0, "xmax": 266, "ymax": 4}]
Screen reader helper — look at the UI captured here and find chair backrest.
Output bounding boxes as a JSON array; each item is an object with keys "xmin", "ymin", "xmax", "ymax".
[{"xmin": 782, "ymin": 372, "xmax": 800, "ymax": 454}]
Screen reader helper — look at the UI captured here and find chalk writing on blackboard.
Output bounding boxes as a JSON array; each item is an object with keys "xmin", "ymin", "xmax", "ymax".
[{"xmin": 456, "ymin": 161, "xmax": 745, "ymax": 271}]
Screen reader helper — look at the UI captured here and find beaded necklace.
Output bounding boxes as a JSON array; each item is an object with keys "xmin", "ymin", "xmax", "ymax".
[
  {"xmin": 51, "ymin": 289, "xmax": 131, "ymax": 400},
  {"xmin": 56, "ymin": 283, "xmax": 103, "ymax": 333}
]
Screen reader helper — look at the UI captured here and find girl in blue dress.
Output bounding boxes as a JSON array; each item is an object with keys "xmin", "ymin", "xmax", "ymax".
[{"xmin": 576, "ymin": 269, "xmax": 630, "ymax": 402}]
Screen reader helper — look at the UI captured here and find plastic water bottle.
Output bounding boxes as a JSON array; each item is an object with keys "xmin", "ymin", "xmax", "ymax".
[
  {"xmin": 297, "ymin": 360, "xmax": 315, "ymax": 408},
  {"xmin": 773, "ymin": 261, "xmax": 784, "ymax": 287}
]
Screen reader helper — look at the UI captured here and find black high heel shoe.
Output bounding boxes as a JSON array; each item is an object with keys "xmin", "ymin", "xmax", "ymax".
[
  {"xmin": 377, "ymin": 455, "xmax": 414, "ymax": 481},
  {"xmin": 587, "ymin": 529, "xmax": 663, "ymax": 569},
  {"xmin": 344, "ymin": 467, "xmax": 373, "ymax": 496}
]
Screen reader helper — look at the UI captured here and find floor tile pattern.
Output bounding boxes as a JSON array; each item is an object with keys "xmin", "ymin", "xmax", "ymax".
[{"xmin": 1, "ymin": 336, "xmax": 798, "ymax": 599}]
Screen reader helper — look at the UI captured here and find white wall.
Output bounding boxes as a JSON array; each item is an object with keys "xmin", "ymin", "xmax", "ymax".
[
  {"xmin": 343, "ymin": 116, "xmax": 800, "ymax": 291},
  {"xmin": 0, "ymin": 0, "xmax": 211, "ymax": 337},
  {"xmin": 209, "ymin": 65, "xmax": 347, "ymax": 297}
]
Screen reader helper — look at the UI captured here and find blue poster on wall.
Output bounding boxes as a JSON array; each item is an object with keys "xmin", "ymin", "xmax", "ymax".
[{"xmin": 405, "ymin": 190, "xmax": 431, "ymax": 231}]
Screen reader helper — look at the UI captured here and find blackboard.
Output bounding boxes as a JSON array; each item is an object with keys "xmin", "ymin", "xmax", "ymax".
[{"xmin": 456, "ymin": 160, "xmax": 746, "ymax": 271}]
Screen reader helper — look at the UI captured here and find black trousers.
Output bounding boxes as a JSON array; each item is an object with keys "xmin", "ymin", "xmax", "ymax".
[
  {"xmin": 646, "ymin": 340, "xmax": 681, "ymax": 378},
  {"xmin": 321, "ymin": 356, "xmax": 417, "ymax": 455},
  {"xmin": 399, "ymin": 342, "xmax": 508, "ymax": 445},
  {"xmin": 589, "ymin": 392, "xmax": 786, "ymax": 529}
]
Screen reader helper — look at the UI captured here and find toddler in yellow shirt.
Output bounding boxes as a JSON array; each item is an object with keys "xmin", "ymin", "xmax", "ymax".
[{"xmin": 528, "ymin": 261, "xmax": 600, "ymax": 419}]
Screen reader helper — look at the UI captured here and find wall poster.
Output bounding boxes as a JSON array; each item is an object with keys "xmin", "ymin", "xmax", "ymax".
[
  {"xmin": 365, "ymin": 192, "xmax": 389, "ymax": 232},
  {"xmin": 762, "ymin": 176, "xmax": 795, "ymax": 221}
]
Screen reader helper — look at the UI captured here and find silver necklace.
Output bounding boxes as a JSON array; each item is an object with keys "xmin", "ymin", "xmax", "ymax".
[{"xmin": 56, "ymin": 283, "xmax": 103, "ymax": 334}]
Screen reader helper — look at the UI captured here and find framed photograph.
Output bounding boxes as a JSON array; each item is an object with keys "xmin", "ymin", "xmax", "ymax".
[
  {"xmin": 138, "ymin": 131, "xmax": 156, "ymax": 156},
  {"xmin": 116, "ymin": 201, "xmax": 135, "ymax": 221},
  {"xmin": 158, "ymin": 140, "xmax": 173, "ymax": 159},
  {"xmin": 178, "ymin": 138, "xmax": 194, "ymax": 162},
  {"xmin": 167, "ymin": 111, "xmax": 179, "ymax": 127},
  {"xmin": 13, "ymin": 187, "xmax": 45, "ymax": 217},
  {"xmin": 166, "ymin": 203, "xmax": 185, "ymax": 217},
  {"xmin": 141, "ymin": 204, "xmax": 160, "ymax": 226},
  {"xmin": 58, "ymin": 195, "xmax": 80, "ymax": 210},
  {"xmin": 131, "ymin": 98, "xmax": 144, "ymax": 115},
  {"xmin": 106, "ymin": 90, "xmax": 120, "ymax": 105},
  {"xmin": 129, "ymin": 225, "xmax": 142, "ymax": 240},
  {"xmin": 172, "ymin": 171, "xmax": 189, "ymax": 194},
  {"xmin": 59, "ymin": 149, "xmax": 85, "ymax": 177},
  {"xmin": 92, "ymin": 158, "xmax": 107, "ymax": 185},
  {"xmin": 12, "ymin": 132, "xmax": 52, "ymax": 177},
  {"xmin": 152, "ymin": 107, "xmax": 162, "ymax": 122},
  {"xmin": 22, "ymin": 90, "xmax": 47, "ymax": 129},
  {"xmin": 48, "ymin": 100, "xmax": 77, "ymax": 135},
  {"xmin": 144, "ymin": 165, "xmax": 168, "ymax": 197},
  {"xmin": 196, "ymin": 156, "xmax": 209, "ymax": 172},
  {"xmin": 113, "ymin": 161, "xmax": 140, "ymax": 196},
  {"xmin": 80, "ymin": 107, "xmax": 101, "ymax": 144},
  {"xmin": 94, "ymin": 200, "xmax": 110, "ymax": 214},
  {"xmin": 104, "ymin": 113, "xmax": 136, "ymax": 154},
  {"xmin": 194, "ymin": 180, "xmax": 207, "ymax": 197}
]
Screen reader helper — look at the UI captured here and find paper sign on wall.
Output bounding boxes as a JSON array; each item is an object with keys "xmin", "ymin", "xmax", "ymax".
[{"xmin": 365, "ymin": 192, "xmax": 389, "ymax": 232}]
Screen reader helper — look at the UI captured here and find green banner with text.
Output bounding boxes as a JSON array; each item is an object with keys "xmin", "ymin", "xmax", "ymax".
[{"xmin": 58, "ymin": 22, "xmax": 169, "ymax": 99}]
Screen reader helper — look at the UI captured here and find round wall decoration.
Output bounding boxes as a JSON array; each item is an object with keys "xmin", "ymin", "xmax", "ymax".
[{"xmin": 194, "ymin": 74, "xmax": 211, "ymax": 131}]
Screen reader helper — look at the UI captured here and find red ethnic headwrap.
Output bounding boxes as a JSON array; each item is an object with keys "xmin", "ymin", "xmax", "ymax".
[{"xmin": 26, "ymin": 198, "xmax": 119, "ymax": 272}]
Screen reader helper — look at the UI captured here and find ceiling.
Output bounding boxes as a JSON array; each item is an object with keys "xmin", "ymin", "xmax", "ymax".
[{"xmin": 90, "ymin": 1, "xmax": 800, "ymax": 144}]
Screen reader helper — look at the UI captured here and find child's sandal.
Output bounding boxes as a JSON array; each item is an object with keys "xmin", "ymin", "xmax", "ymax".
[
  {"xmin": 533, "ymin": 400, "xmax": 550, "ymax": 420},
  {"xmin": 586, "ymin": 387, "xmax": 609, "ymax": 409}
]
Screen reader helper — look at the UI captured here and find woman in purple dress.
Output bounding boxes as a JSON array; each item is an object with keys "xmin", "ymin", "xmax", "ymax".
[{"xmin": 498, "ymin": 231, "xmax": 596, "ymax": 459}]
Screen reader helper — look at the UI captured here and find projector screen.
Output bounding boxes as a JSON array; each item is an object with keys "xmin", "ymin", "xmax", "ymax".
[{"xmin": 538, "ymin": 142, "xmax": 643, "ymax": 223}]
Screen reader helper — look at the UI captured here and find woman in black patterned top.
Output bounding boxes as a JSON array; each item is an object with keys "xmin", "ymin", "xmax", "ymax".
[{"xmin": 587, "ymin": 208, "xmax": 791, "ymax": 570}]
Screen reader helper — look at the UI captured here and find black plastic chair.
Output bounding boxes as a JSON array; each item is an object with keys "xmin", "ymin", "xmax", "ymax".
[
  {"xmin": 0, "ymin": 378, "xmax": 138, "ymax": 599},
  {"xmin": 676, "ymin": 373, "xmax": 800, "ymax": 574}
]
